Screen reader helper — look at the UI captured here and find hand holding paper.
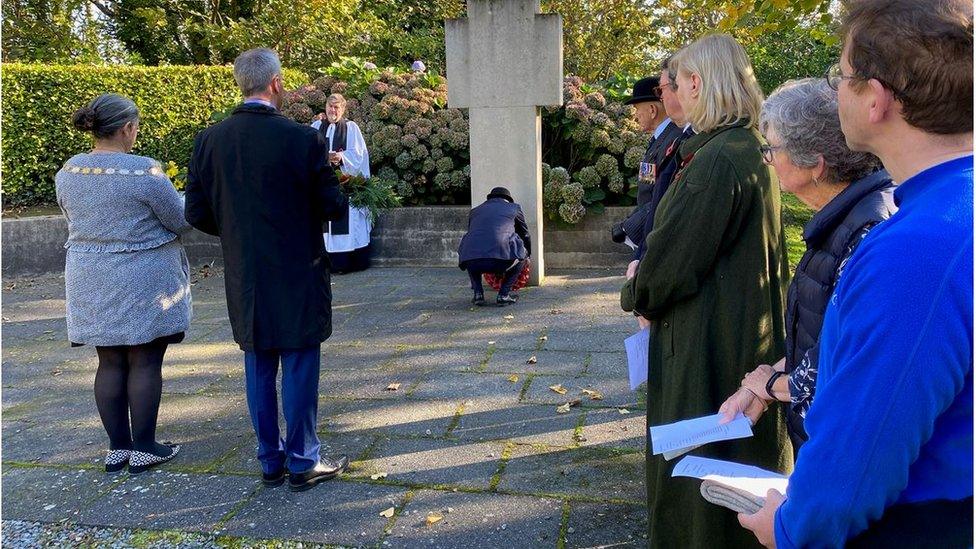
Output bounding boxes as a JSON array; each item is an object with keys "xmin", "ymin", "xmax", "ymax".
[
  {"xmin": 624, "ymin": 327, "xmax": 649, "ymax": 390},
  {"xmin": 672, "ymin": 455, "xmax": 788, "ymax": 515},
  {"xmin": 649, "ymin": 412, "xmax": 753, "ymax": 459}
]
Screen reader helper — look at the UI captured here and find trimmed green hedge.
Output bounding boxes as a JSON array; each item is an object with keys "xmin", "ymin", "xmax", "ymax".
[{"xmin": 1, "ymin": 64, "xmax": 305, "ymax": 207}]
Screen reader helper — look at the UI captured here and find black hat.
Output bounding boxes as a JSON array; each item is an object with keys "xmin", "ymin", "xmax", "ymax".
[
  {"xmin": 487, "ymin": 186, "xmax": 514, "ymax": 202},
  {"xmin": 624, "ymin": 76, "xmax": 662, "ymax": 105}
]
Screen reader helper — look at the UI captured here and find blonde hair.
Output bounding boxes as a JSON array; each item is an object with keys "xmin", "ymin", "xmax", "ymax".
[
  {"xmin": 669, "ymin": 34, "xmax": 764, "ymax": 133},
  {"xmin": 327, "ymin": 93, "xmax": 347, "ymax": 108}
]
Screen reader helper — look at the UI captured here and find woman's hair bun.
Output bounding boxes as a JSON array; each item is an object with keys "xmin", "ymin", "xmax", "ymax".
[{"xmin": 71, "ymin": 106, "xmax": 97, "ymax": 132}]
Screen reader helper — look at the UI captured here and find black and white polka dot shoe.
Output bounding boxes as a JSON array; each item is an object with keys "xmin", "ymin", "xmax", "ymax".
[
  {"xmin": 105, "ymin": 449, "xmax": 131, "ymax": 473},
  {"xmin": 128, "ymin": 444, "xmax": 181, "ymax": 475}
]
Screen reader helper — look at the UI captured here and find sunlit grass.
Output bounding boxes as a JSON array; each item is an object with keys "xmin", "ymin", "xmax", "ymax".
[{"xmin": 781, "ymin": 192, "xmax": 814, "ymax": 272}]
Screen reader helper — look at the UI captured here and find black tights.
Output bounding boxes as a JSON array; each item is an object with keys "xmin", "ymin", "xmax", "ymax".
[{"xmin": 94, "ymin": 341, "xmax": 169, "ymax": 455}]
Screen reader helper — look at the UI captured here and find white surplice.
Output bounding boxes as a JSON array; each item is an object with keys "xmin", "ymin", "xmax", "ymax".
[{"xmin": 310, "ymin": 119, "xmax": 372, "ymax": 253}]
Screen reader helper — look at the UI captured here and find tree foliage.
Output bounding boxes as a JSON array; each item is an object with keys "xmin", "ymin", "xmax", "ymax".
[
  {"xmin": 3, "ymin": 0, "xmax": 836, "ymax": 83},
  {"xmin": 1, "ymin": 0, "xmax": 124, "ymax": 62},
  {"xmin": 651, "ymin": 0, "xmax": 836, "ymax": 53},
  {"xmin": 746, "ymin": 22, "xmax": 839, "ymax": 94},
  {"xmin": 544, "ymin": 0, "xmax": 657, "ymax": 81}
]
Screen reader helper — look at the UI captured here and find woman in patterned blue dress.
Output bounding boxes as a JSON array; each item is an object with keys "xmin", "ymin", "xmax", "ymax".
[{"xmin": 57, "ymin": 94, "xmax": 191, "ymax": 474}]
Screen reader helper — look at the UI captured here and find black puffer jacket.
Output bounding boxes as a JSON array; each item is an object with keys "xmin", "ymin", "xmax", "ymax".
[{"xmin": 784, "ymin": 169, "xmax": 897, "ymax": 449}]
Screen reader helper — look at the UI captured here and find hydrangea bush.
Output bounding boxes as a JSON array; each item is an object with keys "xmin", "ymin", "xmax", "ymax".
[
  {"xmin": 279, "ymin": 59, "xmax": 649, "ymax": 223},
  {"xmin": 282, "ymin": 64, "xmax": 470, "ymax": 206},
  {"xmin": 541, "ymin": 75, "xmax": 648, "ymax": 224}
]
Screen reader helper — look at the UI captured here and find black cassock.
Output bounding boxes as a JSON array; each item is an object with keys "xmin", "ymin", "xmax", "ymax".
[{"xmin": 317, "ymin": 118, "xmax": 373, "ymax": 273}]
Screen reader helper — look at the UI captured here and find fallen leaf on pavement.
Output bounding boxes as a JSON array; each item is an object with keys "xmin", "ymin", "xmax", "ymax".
[
  {"xmin": 556, "ymin": 403, "xmax": 571, "ymax": 414},
  {"xmin": 385, "ymin": 383, "xmax": 401, "ymax": 391},
  {"xmin": 426, "ymin": 513, "xmax": 444, "ymax": 526},
  {"xmin": 370, "ymin": 472, "xmax": 388, "ymax": 480},
  {"xmin": 507, "ymin": 374, "xmax": 519, "ymax": 383},
  {"xmin": 488, "ymin": 340, "xmax": 496, "ymax": 345},
  {"xmin": 618, "ymin": 409, "xmax": 631, "ymax": 415},
  {"xmin": 379, "ymin": 507, "xmax": 395, "ymax": 518},
  {"xmin": 526, "ymin": 355, "xmax": 537, "ymax": 364},
  {"xmin": 581, "ymin": 389, "xmax": 604, "ymax": 401},
  {"xmin": 548, "ymin": 384, "xmax": 568, "ymax": 395},
  {"xmin": 503, "ymin": 314, "xmax": 514, "ymax": 320}
]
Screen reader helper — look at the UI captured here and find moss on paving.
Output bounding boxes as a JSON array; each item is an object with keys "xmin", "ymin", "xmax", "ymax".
[
  {"xmin": 477, "ymin": 341, "xmax": 497, "ymax": 372},
  {"xmin": 556, "ymin": 499, "xmax": 572, "ymax": 549},
  {"xmin": 488, "ymin": 442, "xmax": 516, "ymax": 491}
]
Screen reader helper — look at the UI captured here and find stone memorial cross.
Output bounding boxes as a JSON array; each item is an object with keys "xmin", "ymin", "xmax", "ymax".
[{"xmin": 445, "ymin": 0, "xmax": 563, "ymax": 285}]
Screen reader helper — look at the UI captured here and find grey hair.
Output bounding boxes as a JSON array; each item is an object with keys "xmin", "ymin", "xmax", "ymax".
[
  {"xmin": 233, "ymin": 48, "xmax": 282, "ymax": 97},
  {"xmin": 660, "ymin": 54, "xmax": 672, "ymax": 73},
  {"xmin": 71, "ymin": 94, "xmax": 139, "ymax": 139},
  {"xmin": 760, "ymin": 78, "xmax": 880, "ymax": 184}
]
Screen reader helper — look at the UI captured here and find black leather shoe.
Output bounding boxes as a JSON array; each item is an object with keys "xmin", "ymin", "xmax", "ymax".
[
  {"xmin": 472, "ymin": 292, "xmax": 486, "ymax": 306},
  {"xmin": 262, "ymin": 467, "xmax": 287, "ymax": 487},
  {"xmin": 288, "ymin": 455, "xmax": 349, "ymax": 492},
  {"xmin": 497, "ymin": 293, "xmax": 519, "ymax": 306}
]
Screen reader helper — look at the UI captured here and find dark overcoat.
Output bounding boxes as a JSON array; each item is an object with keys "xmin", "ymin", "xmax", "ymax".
[
  {"xmin": 457, "ymin": 198, "xmax": 531, "ymax": 267},
  {"xmin": 185, "ymin": 103, "xmax": 348, "ymax": 351},
  {"xmin": 621, "ymin": 119, "xmax": 794, "ymax": 548}
]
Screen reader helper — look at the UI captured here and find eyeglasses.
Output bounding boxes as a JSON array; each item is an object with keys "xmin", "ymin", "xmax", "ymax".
[
  {"xmin": 824, "ymin": 63, "xmax": 858, "ymax": 91},
  {"xmin": 759, "ymin": 144, "xmax": 783, "ymax": 164},
  {"xmin": 652, "ymin": 85, "xmax": 664, "ymax": 99},
  {"xmin": 824, "ymin": 62, "xmax": 908, "ymax": 101},
  {"xmin": 668, "ymin": 78, "xmax": 679, "ymax": 92}
]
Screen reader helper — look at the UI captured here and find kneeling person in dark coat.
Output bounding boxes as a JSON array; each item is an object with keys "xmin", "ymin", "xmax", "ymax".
[{"xmin": 458, "ymin": 187, "xmax": 531, "ymax": 306}]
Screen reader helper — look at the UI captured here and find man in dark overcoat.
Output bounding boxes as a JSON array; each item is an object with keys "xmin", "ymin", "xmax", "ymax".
[{"xmin": 185, "ymin": 48, "xmax": 349, "ymax": 492}]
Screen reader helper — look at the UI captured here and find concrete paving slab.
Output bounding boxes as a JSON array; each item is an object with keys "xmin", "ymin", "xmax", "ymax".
[
  {"xmin": 450, "ymin": 398, "xmax": 582, "ymax": 446},
  {"xmin": 2, "ymin": 467, "xmax": 119, "ymax": 523},
  {"xmin": 564, "ymin": 501, "xmax": 648, "ymax": 548},
  {"xmin": 496, "ymin": 445, "xmax": 646, "ymax": 503},
  {"xmin": 1, "ymin": 267, "xmax": 646, "ymax": 544},
  {"xmin": 322, "ymin": 398, "xmax": 459, "ymax": 438},
  {"xmin": 386, "ymin": 489, "xmax": 563, "ymax": 548},
  {"xmin": 220, "ymin": 479, "xmax": 408, "ymax": 546},
  {"xmin": 351, "ymin": 436, "xmax": 505, "ymax": 489},
  {"xmin": 78, "ymin": 470, "xmax": 258, "ymax": 531}
]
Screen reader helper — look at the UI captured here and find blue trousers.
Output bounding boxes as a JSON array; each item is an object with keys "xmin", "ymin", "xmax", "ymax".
[{"xmin": 243, "ymin": 345, "xmax": 321, "ymax": 474}]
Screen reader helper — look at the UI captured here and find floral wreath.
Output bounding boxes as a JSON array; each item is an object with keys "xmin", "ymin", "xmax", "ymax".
[{"xmin": 483, "ymin": 259, "xmax": 532, "ymax": 292}]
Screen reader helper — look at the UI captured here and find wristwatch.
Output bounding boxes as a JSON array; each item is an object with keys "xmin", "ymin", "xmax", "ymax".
[{"xmin": 765, "ymin": 370, "xmax": 787, "ymax": 400}]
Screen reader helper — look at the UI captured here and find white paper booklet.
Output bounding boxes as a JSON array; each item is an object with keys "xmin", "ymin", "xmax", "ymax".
[
  {"xmin": 649, "ymin": 412, "xmax": 753, "ymax": 459},
  {"xmin": 672, "ymin": 455, "xmax": 789, "ymax": 514},
  {"xmin": 624, "ymin": 327, "xmax": 649, "ymax": 390}
]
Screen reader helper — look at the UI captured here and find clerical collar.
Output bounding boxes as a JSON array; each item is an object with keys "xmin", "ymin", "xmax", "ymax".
[
  {"xmin": 653, "ymin": 118, "xmax": 673, "ymax": 140},
  {"xmin": 243, "ymin": 98, "xmax": 275, "ymax": 109}
]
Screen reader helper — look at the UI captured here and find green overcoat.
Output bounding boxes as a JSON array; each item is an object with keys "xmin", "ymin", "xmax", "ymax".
[{"xmin": 621, "ymin": 119, "xmax": 794, "ymax": 548}]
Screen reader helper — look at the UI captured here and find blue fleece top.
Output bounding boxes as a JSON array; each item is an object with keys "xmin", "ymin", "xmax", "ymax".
[{"xmin": 774, "ymin": 156, "xmax": 974, "ymax": 548}]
